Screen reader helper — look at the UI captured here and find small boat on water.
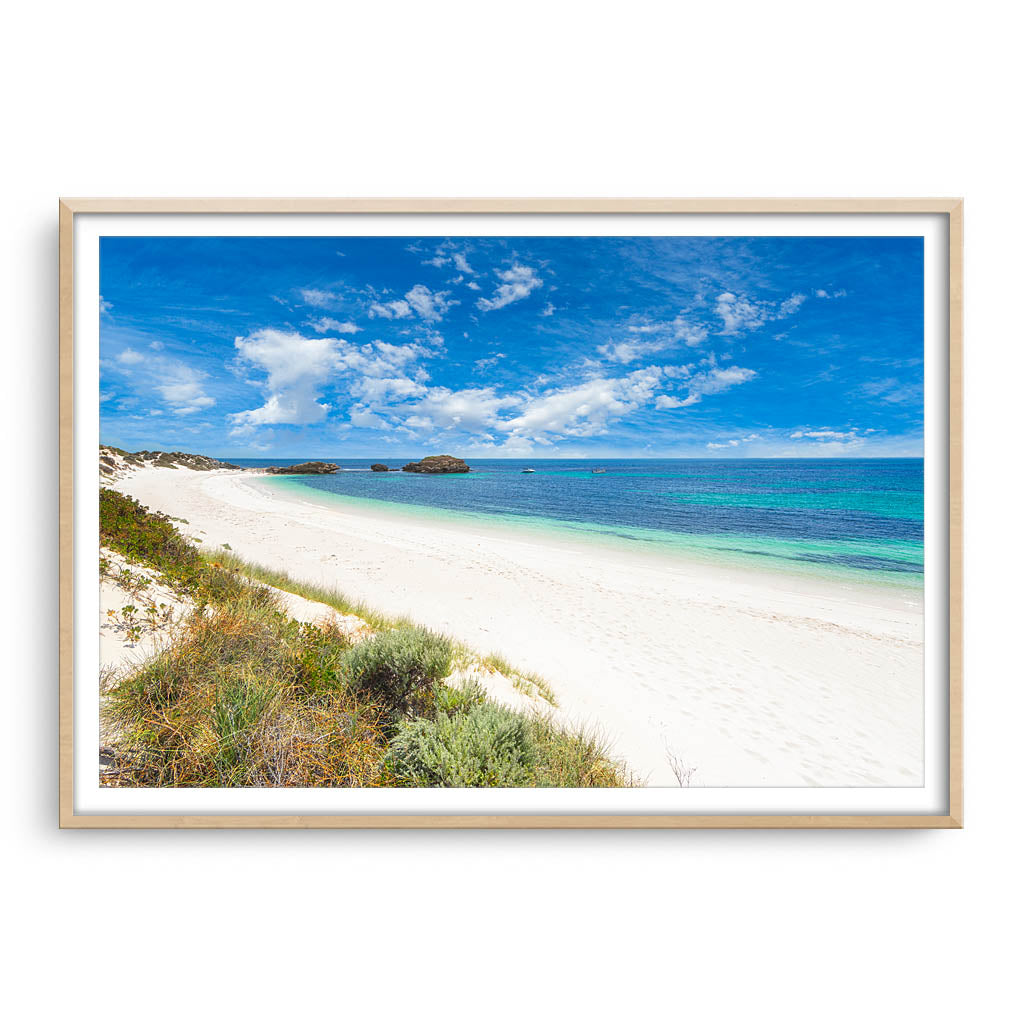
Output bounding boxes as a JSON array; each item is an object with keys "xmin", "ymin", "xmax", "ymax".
[
  {"xmin": 591, "ymin": 468, "xmax": 606, "ymax": 474},
  {"xmin": 522, "ymin": 468, "xmax": 536, "ymax": 473}
]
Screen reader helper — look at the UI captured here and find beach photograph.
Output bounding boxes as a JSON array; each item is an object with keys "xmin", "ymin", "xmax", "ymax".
[{"xmin": 96, "ymin": 233, "xmax": 925, "ymax": 789}]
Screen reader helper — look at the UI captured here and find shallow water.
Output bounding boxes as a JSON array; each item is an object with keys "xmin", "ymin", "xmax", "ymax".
[{"xmin": 228, "ymin": 458, "xmax": 924, "ymax": 590}]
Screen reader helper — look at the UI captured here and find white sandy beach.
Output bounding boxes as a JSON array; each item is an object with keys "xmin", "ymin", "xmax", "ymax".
[{"xmin": 111, "ymin": 466, "xmax": 924, "ymax": 787}]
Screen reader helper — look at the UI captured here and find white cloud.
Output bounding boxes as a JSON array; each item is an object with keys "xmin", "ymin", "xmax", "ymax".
[
  {"xmin": 715, "ymin": 291, "xmax": 806, "ymax": 336},
  {"xmin": 369, "ymin": 298, "xmax": 413, "ymax": 319},
  {"xmin": 655, "ymin": 364, "xmax": 757, "ymax": 409},
  {"xmin": 790, "ymin": 428, "xmax": 860, "ymax": 441},
  {"xmin": 599, "ymin": 339, "xmax": 671, "ymax": 364},
  {"xmin": 100, "ymin": 295, "xmax": 113, "ymax": 314},
  {"xmin": 349, "ymin": 407, "xmax": 392, "ymax": 429},
  {"xmin": 859, "ymin": 377, "xmax": 920, "ymax": 404},
  {"xmin": 156, "ymin": 363, "xmax": 216, "ymax": 415},
  {"xmin": 706, "ymin": 433, "xmax": 761, "ymax": 449},
  {"xmin": 815, "ymin": 288, "xmax": 847, "ymax": 299},
  {"xmin": 351, "ymin": 375, "xmax": 428, "ymax": 403},
  {"xmin": 540, "ymin": 302, "xmax": 556, "ymax": 317},
  {"xmin": 655, "ymin": 395, "xmax": 686, "ymax": 410},
  {"xmin": 300, "ymin": 288, "xmax": 346, "ymax": 308},
  {"xmin": 505, "ymin": 368, "xmax": 662, "ymax": 441},
  {"xmin": 477, "ymin": 264, "xmax": 543, "ymax": 312},
  {"xmin": 404, "ymin": 284, "xmax": 457, "ymax": 323},
  {"xmin": 671, "ymin": 317, "xmax": 708, "ymax": 346},
  {"xmin": 230, "ymin": 328, "xmax": 347, "ymax": 432},
  {"xmin": 407, "ymin": 387, "xmax": 518, "ymax": 434},
  {"xmin": 423, "ymin": 244, "xmax": 476, "ymax": 276},
  {"xmin": 474, "ymin": 353, "xmax": 506, "ymax": 372},
  {"xmin": 305, "ymin": 317, "xmax": 361, "ymax": 334},
  {"xmin": 117, "ymin": 348, "xmax": 145, "ymax": 365}
]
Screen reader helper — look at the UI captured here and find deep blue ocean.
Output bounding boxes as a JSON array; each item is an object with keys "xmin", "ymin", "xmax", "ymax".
[{"xmin": 226, "ymin": 458, "xmax": 924, "ymax": 589}]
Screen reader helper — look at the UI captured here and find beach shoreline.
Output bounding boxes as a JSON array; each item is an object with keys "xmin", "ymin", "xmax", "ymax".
[{"xmin": 110, "ymin": 465, "xmax": 925, "ymax": 787}]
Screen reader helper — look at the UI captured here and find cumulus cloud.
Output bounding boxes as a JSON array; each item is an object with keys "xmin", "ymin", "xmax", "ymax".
[
  {"xmin": 477, "ymin": 264, "xmax": 542, "ymax": 312},
  {"xmin": 369, "ymin": 298, "xmax": 413, "ymax": 319},
  {"xmin": 655, "ymin": 365, "xmax": 757, "ymax": 409},
  {"xmin": 404, "ymin": 284, "xmax": 458, "ymax": 323},
  {"xmin": 715, "ymin": 291, "xmax": 806, "ymax": 335},
  {"xmin": 599, "ymin": 339, "xmax": 672, "ymax": 364},
  {"xmin": 406, "ymin": 387, "xmax": 517, "ymax": 434},
  {"xmin": 230, "ymin": 329, "xmax": 346, "ymax": 432},
  {"xmin": 504, "ymin": 368, "xmax": 663, "ymax": 441},
  {"xmin": 671, "ymin": 317, "xmax": 709, "ymax": 347},
  {"xmin": 370, "ymin": 285, "xmax": 457, "ymax": 323},
  {"xmin": 423, "ymin": 243, "xmax": 476, "ymax": 276},
  {"xmin": 305, "ymin": 317, "xmax": 361, "ymax": 334},
  {"xmin": 117, "ymin": 348, "xmax": 145, "ymax": 365}
]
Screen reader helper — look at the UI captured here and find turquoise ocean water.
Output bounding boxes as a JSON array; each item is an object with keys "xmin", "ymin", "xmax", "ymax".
[{"xmin": 229, "ymin": 458, "xmax": 924, "ymax": 590}]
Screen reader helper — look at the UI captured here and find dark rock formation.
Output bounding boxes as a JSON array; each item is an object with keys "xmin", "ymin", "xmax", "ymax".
[
  {"xmin": 370, "ymin": 463, "xmax": 390, "ymax": 472},
  {"xmin": 264, "ymin": 462, "xmax": 340, "ymax": 475},
  {"xmin": 401, "ymin": 455, "xmax": 470, "ymax": 474}
]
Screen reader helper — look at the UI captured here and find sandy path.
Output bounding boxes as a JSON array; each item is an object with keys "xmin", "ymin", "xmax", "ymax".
[{"xmin": 114, "ymin": 467, "xmax": 924, "ymax": 787}]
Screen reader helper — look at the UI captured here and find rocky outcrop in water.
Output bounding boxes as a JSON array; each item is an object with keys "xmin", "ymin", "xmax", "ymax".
[
  {"xmin": 370, "ymin": 463, "xmax": 390, "ymax": 472},
  {"xmin": 401, "ymin": 455, "xmax": 470, "ymax": 474},
  {"xmin": 263, "ymin": 462, "xmax": 340, "ymax": 475}
]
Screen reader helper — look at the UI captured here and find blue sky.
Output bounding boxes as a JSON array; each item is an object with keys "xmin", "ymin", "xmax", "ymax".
[{"xmin": 99, "ymin": 234, "xmax": 923, "ymax": 458}]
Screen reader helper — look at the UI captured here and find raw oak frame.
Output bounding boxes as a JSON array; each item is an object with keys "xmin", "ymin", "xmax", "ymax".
[{"xmin": 59, "ymin": 197, "xmax": 963, "ymax": 829}]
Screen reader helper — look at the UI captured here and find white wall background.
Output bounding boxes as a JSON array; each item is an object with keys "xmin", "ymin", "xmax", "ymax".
[{"xmin": 2, "ymin": 2, "xmax": 1018, "ymax": 1020}]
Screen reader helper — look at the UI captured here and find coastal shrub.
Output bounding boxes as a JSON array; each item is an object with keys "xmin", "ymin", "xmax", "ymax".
[
  {"xmin": 103, "ymin": 590, "xmax": 389, "ymax": 787},
  {"xmin": 527, "ymin": 717, "xmax": 628, "ymax": 788},
  {"xmin": 295, "ymin": 620, "xmax": 354, "ymax": 696},
  {"xmin": 100, "ymin": 488, "xmax": 199, "ymax": 576},
  {"xmin": 433, "ymin": 680, "xmax": 486, "ymax": 717},
  {"xmin": 387, "ymin": 704, "xmax": 537, "ymax": 787},
  {"xmin": 341, "ymin": 626, "xmax": 453, "ymax": 718},
  {"xmin": 100, "ymin": 487, "xmax": 249, "ymax": 605},
  {"xmin": 209, "ymin": 550, "xmax": 414, "ymax": 632}
]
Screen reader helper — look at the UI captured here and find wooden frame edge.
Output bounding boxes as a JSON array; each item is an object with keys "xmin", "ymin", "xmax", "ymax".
[
  {"xmin": 58, "ymin": 197, "xmax": 964, "ymax": 215},
  {"xmin": 59, "ymin": 813, "xmax": 962, "ymax": 830},
  {"xmin": 59, "ymin": 200, "xmax": 75, "ymax": 829},
  {"xmin": 948, "ymin": 200, "xmax": 964, "ymax": 827},
  {"xmin": 58, "ymin": 198, "xmax": 964, "ymax": 830}
]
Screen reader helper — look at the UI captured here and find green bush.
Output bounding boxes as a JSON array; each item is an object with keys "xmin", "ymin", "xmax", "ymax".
[
  {"xmin": 387, "ymin": 704, "xmax": 537, "ymax": 786},
  {"xmin": 295, "ymin": 621, "xmax": 354, "ymax": 696},
  {"xmin": 99, "ymin": 488, "xmax": 199, "ymax": 576},
  {"xmin": 341, "ymin": 626, "xmax": 453, "ymax": 717},
  {"xmin": 100, "ymin": 487, "xmax": 249, "ymax": 605},
  {"xmin": 433, "ymin": 680, "xmax": 486, "ymax": 717}
]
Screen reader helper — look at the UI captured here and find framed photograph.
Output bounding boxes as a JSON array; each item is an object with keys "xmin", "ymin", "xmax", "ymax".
[{"xmin": 59, "ymin": 198, "xmax": 962, "ymax": 828}]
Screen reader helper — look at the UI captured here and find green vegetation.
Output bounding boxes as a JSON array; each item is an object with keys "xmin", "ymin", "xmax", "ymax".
[
  {"xmin": 99, "ymin": 487, "xmax": 633, "ymax": 789},
  {"xmin": 209, "ymin": 550, "xmax": 415, "ymax": 632},
  {"xmin": 342, "ymin": 627, "xmax": 453, "ymax": 720},
  {"xmin": 478, "ymin": 651, "xmax": 559, "ymax": 707},
  {"xmin": 100, "ymin": 488, "xmax": 246, "ymax": 607}
]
